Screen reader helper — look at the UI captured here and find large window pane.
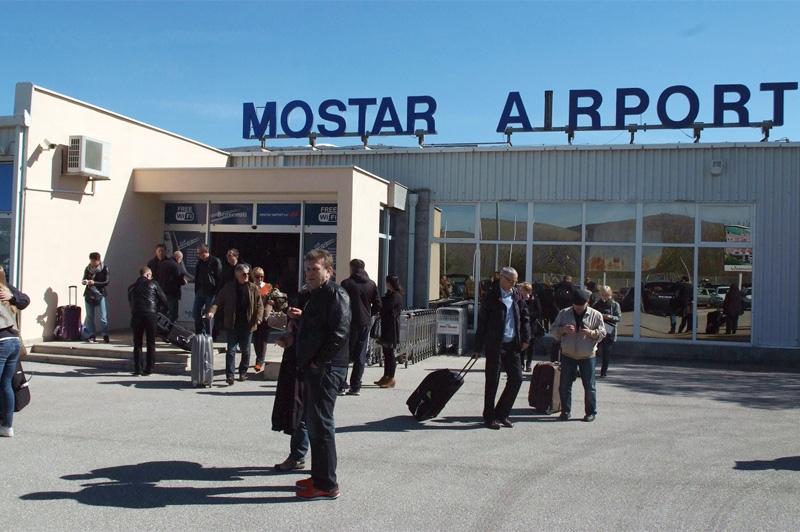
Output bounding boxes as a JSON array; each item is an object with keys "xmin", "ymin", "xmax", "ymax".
[
  {"xmin": 697, "ymin": 248, "xmax": 752, "ymax": 342},
  {"xmin": 640, "ymin": 247, "xmax": 694, "ymax": 339},
  {"xmin": 643, "ymin": 203, "xmax": 695, "ymax": 243},
  {"xmin": 429, "ymin": 242, "xmax": 476, "ymax": 326},
  {"xmin": 533, "ymin": 203, "xmax": 581, "ymax": 241},
  {"xmin": 479, "ymin": 243, "xmax": 526, "ymax": 299},
  {"xmin": 480, "ymin": 202, "xmax": 527, "ymax": 241},
  {"xmin": 585, "ymin": 203, "xmax": 636, "ymax": 242},
  {"xmin": 533, "ymin": 245, "xmax": 580, "ymax": 285},
  {"xmin": 700, "ymin": 205, "xmax": 752, "ymax": 243},
  {"xmin": 434, "ymin": 204, "xmax": 475, "ymax": 239},
  {"xmin": 585, "ymin": 245, "xmax": 635, "ymax": 337}
]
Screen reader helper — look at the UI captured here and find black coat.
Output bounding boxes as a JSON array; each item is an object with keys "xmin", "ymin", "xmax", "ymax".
[
  {"xmin": 526, "ymin": 297, "xmax": 545, "ymax": 337},
  {"xmin": 157, "ymin": 258, "xmax": 187, "ymax": 298},
  {"xmin": 341, "ymin": 269, "xmax": 381, "ymax": 329},
  {"xmin": 127, "ymin": 276, "xmax": 167, "ymax": 315},
  {"xmin": 147, "ymin": 256, "xmax": 165, "ymax": 278},
  {"xmin": 475, "ymin": 284, "xmax": 531, "ymax": 353},
  {"xmin": 82, "ymin": 264, "xmax": 110, "ymax": 297},
  {"xmin": 195, "ymin": 255, "xmax": 223, "ymax": 297},
  {"xmin": 379, "ymin": 290, "xmax": 403, "ymax": 346},
  {"xmin": 272, "ymin": 290, "xmax": 310, "ymax": 435},
  {"xmin": 295, "ymin": 281, "xmax": 351, "ymax": 368}
]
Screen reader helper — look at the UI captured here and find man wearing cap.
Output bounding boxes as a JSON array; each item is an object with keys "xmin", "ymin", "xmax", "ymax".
[
  {"xmin": 473, "ymin": 266, "xmax": 530, "ymax": 430},
  {"xmin": 551, "ymin": 287, "xmax": 606, "ymax": 422}
]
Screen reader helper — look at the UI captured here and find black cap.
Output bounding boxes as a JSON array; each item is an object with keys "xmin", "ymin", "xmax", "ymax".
[{"xmin": 572, "ymin": 288, "xmax": 591, "ymax": 305}]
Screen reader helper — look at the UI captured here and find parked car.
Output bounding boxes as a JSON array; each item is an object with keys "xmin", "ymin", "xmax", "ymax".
[
  {"xmin": 743, "ymin": 287, "xmax": 752, "ymax": 310},
  {"xmin": 710, "ymin": 285, "xmax": 729, "ymax": 307},
  {"xmin": 697, "ymin": 287, "xmax": 713, "ymax": 307}
]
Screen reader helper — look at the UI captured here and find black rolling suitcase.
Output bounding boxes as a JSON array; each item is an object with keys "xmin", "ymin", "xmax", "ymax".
[
  {"xmin": 156, "ymin": 313, "xmax": 194, "ymax": 351},
  {"xmin": 407, "ymin": 357, "xmax": 478, "ymax": 421},
  {"xmin": 706, "ymin": 310, "xmax": 723, "ymax": 334}
]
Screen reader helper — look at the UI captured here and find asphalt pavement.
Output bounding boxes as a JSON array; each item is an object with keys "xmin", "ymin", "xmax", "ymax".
[{"xmin": 3, "ymin": 356, "xmax": 799, "ymax": 531}]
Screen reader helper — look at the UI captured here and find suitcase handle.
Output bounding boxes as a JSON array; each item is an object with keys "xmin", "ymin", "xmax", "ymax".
[
  {"xmin": 457, "ymin": 356, "xmax": 479, "ymax": 380},
  {"xmin": 68, "ymin": 285, "xmax": 78, "ymax": 306}
]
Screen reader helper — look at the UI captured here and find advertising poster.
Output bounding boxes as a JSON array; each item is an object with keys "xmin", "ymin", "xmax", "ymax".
[
  {"xmin": 304, "ymin": 203, "xmax": 338, "ymax": 225},
  {"xmin": 164, "ymin": 231, "xmax": 205, "ymax": 273},
  {"xmin": 304, "ymin": 233, "xmax": 337, "ymax": 280},
  {"xmin": 256, "ymin": 203, "xmax": 301, "ymax": 225},
  {"xmin": 0, "ymin": 162, "xmax": 12, "ymax": 212},
  {"xmin": 210, "ymin": 203, "xmax": 254, "ymax": 225},
  {"xmin": 164, "ymin": 203, "xmax": 207, "ymax": 225},
  {"xmin": 724, "ymin": 225, "xmax": 752, "ymax": 272}
]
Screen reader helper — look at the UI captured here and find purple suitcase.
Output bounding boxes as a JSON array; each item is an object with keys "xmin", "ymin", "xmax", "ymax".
[{"xmin": 55, "ymin": 286, "xmax": 82, "ymax": 341}]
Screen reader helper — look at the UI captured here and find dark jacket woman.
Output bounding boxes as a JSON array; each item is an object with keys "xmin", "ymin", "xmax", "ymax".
[
  {"xmin": 723, "ymin": 285, "xmax": 744, "ymax": 317},
  {"xmin": 379, "ymin": 290, "xmax": 403, "ymax": 347},
  {"xmin": 526, "ymin": 296, "xmax": 545, "ymax": 338}
]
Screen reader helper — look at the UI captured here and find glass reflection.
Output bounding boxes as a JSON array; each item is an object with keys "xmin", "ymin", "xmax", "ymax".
[
  {"xmin": 585, "ymin": 203, "xmax": 636, "ymax": 242},
  {"xmin": 481, "ymin": 202, "xmax": 527, "ymax": 241},
  {"xmin": 640, "ymin": 247, "xmax": 694, "ymax": 339},
  {"xmin": 533, "ymin": 203, "xmax": 581, "ymax": 241},
  {"xmin": 429, "ymin": 242, "xmax": 476, "ymax": 326},
  {"xmin": 698, "ymin": 248, "xmax": 751, "ymax": 342},
  {"xmin": 479, "ymin": 243, "xmax": 526, "ymax": 300},
  {"xmin": 435, "ymin": 204, "xmax": 476, "ymax": 239},
  {"xmin": 585, "ymin": 245, "xmax": 635, "ymax": 337},
  {"xmin": 700, "ymin": 205, "xmax": 751, "ymax": 243},
  {"xmin": 643, "ymin": 203, "xmax": 695, "ymax": 243}
]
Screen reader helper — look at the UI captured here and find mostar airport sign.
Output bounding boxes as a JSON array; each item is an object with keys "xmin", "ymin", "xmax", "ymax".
[{"xmin": 243, "ymin": 82, "xmax": 797, "ymax": 143}]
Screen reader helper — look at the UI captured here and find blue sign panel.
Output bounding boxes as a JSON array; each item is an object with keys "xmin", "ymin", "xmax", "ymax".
[
  {"xmin": 164, "ymin": 203, "xmax": 207, "ymax": 225},
  {"xmin": 164, "ymin": 231, "xmax": 205, "ymax": 272},
  {"xmin": 256, "ymin": 203, "xmax": 301, "ymax": 225},
  {"xmin": 304, "ymin": 203, "xmax": 338, "ymax": 226},
  {"xmin": 0, "ymin": 162, "xmax": 13, "ymax": 213},
  {"xmin": 210, "ymin": 203, "xmax": 253, "ymax": 225}
]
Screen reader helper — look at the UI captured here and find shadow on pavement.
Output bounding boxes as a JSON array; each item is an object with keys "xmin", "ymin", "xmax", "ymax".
[
  {"xmin": 99, "ymin": 379, "xmax": 193, "ymax": 390},
  {"xmin": 337, "ymin": 414, "xmax": 479, "ymax": 432},
  {"xmin": 734, "ymin": 456, "xmax": 800, "ymax": 472},
  {"xmin": 20, "ymin": 461, "xmax": 301, "ymax": 507},
  {"xmin": 28, "ymin": 368, "xmax": 128, "ymax": 378},
  {"xmin": 198, "ymin": 387, "xmax": 276, "ymax": 397},
  {"xmin": 602, "ymin": 365, "xmax": 800, "ymax": 410}
]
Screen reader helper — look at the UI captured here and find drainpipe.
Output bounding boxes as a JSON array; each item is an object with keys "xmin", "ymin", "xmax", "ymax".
[
  {"xmin": 406, "ymin": 192, "xmax": 418, "ymax": 307},
  {"xmin": 10, "ymin": 111, "xmax": 30, "ymax": 287}
]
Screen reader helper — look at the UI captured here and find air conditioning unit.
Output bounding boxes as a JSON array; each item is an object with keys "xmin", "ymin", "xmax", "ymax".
[{"xmin": 65, "ymin": 136, "xmax": 111, "ymax": 180}]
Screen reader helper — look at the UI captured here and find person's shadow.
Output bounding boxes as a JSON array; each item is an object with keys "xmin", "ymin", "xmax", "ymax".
[{"xmin": 20, "ymin": 461, "xmax": 302, "ymax": 508}]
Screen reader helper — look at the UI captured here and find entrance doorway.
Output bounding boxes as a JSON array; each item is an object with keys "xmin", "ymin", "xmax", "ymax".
[{"xmin": 210, "ymin": 233, "xmax": 300, "ymax": 298}]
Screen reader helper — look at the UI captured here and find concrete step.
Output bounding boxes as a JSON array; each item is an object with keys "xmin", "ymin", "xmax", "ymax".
[
  {"xmin": 30, "ymin": 343, "xmax": 189, "ymax": 364},
  {"xmin": 24, "ymin": 352, "xmax": 189, "ymax": 375}
]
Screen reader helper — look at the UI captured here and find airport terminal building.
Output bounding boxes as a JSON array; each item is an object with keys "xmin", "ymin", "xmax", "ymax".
[{"xmin": 1, "ymin": 82, "xmax": 798, "ymax": 363}]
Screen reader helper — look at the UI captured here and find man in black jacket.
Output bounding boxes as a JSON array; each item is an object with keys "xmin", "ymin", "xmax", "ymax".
[
  {"xmin": 289, "ymin": 249, "xmax": 350, "ymax": 501},
  {"xmin": 193, "ymin": 244, "xmax": 222, "ymax": 334},
  {"xmin": 146, "ymin": 243, "xmax": 167, "ymax": 279},
  {"xmin": 158, "ymin": 250, "xmax": 188, "ymax": 323},
  {"xmin": 340, "ymin": 258, "xmax": 381, "ymax": 396},
  {"xmin": 473, "ymin": 267, "xmax": 530, "ymax": 430},
  {"xmin": 82, "ymin": 252, "xmax": 111, "ymax": 343},
  {"xmin": 128, "ymin": 266, "xmax": 168, "ymax": 376}
]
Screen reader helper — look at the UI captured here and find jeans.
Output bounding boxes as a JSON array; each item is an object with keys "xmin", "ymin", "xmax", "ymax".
[
  {"xmin": 225, "ymin": 324, "xmax": 253, "ymax": 379},
  {"xmin": 304, "ymin": 364, "xmax": 347, "ymax": 491},
  {"xmin": 193, "ymin": 293, "xmax": 215, "ymax": 334},
  {"xmin": 290, "ymin": 418, "xmax": 309, "ymax": 462},
  {"xmin": 348, "ymin": 324, "xmax": 370, "ymax": 392},
  {"xmin": 597, "ymin": 338, "xmax": 614, "ymax": 376},
  {"xmin": 253, "ymin": 322, "xmax": 270, "ymax": 365},
  {"xmin": 83, "ymin": 296, "xmax": 108, "ymax": 338},
  {"xmin": 483, "ymin": 342, "xmax": 523, "ymax": 422},
  {"xmin": 131, "ymin": 312, "xmax": 157, "ymax": 373},
  {"xmin": 165, "ymin": 296, "xmax": 180, "ymax": 324},
  {"xmin": 0, "ymin": 337, "xmax": 21, "ymax": 428},
  {"xmin": 559, "ymin": 356, "xmax": 597, "ymax": 416}
]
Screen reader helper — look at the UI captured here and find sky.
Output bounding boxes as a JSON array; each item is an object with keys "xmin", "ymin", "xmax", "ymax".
[{"xmin": 1, "ymin": 1, "xmax": 799, "ymax": 149}]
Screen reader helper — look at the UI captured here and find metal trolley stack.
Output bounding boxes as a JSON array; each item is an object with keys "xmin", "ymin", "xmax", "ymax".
[{"xmin": 367, "ymin": 309, "xmax": 438, "ymax": 368}]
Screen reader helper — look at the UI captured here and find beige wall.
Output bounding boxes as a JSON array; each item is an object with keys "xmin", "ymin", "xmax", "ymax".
[
  {"xmin": 134, "ymin": 166, "xmax": 390, "ymax": 282},
  {"xmin": 17, "ymin": 84, "xmax": 229, "ymax": 341}
]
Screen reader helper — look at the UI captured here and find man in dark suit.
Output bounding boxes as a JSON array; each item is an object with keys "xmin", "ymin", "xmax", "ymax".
[{"xmin": 473, "ymin": 267, "xmax": 531, "ymax": 430}]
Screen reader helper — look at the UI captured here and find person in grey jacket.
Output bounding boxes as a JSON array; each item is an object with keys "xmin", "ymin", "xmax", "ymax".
[
  {"xmin": 592, "ymin": 285, "xmax": 622, "ymax": 377},
  {"xmin": 551, "ymin": 287, "xmax": 606, "ymax": 422}
]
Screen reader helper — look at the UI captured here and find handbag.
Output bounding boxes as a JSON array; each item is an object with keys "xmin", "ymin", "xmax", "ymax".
[
  {"xmin": 602, "ymin": 322, "xmax": 616, "ymax": 341},
  {"xmin": 369, "ymin": 316, "xmax": 382, "ymax": 339},
  {"xmin": 86, "ymin": 285, "xmax": 103, "ymax": 304},
  {"xmin": 12, "ymin": 360, "xmax": 30, "ymax": 412}
]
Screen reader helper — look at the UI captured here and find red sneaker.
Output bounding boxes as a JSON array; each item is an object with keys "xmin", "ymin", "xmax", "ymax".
[
  {"xmin": 296, "ymin": 485, "xmax": 340, "ymax": 500},
  {"xmin": 295, "ymin": 477, "xmax": 313, "ymax": 490}
]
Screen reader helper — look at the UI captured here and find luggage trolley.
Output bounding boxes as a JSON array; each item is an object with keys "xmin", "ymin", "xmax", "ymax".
[{"xmin": 436, "ymin": 307, "xmax": 467, "ymax": 355}]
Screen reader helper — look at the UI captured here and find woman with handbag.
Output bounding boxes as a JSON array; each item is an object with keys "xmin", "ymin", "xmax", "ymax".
[
  {"xmin": 374, "ymin": 274, "xmax": 404, "ymax": 389},
  {"xmin": 251, "ymin": 267, "xmax": 273, "ymax": 373},
  {"xmin": 592, "ymin": 285, "xmax": 621, "ymax": 377},
  {"xmin": 82, "ymin": 252, "xmax": 111, "ymax": 343},
  {"xmin": 518, "ymin": 283, "xmax": 545, "ymax": 372},
  {"xmin": 0, "ymin": 265, "xmax": 30, "ymax": 437}
]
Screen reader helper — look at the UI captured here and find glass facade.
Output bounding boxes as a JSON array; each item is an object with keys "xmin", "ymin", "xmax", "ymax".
[
  {"xmin": 0, "ymin": 162, "xmax": 13, "ymax": 276},
  {"xmin": 430, "ymin": 201, "xmax": 754, "ymax": 344}
]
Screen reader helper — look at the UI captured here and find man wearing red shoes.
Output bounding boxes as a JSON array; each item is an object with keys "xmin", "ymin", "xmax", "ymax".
[{"xmin": 291, "ymin": 249, "xmax": 351, "ymax": 500}]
